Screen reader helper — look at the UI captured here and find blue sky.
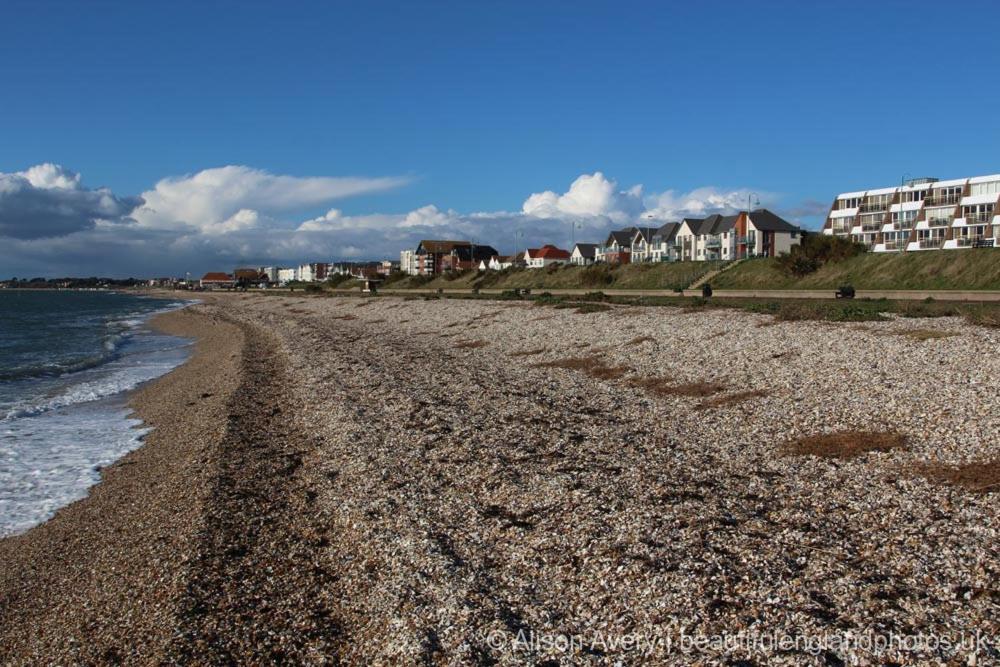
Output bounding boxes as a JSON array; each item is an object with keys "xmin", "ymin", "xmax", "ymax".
[{"xmin": 2, "ymin": 0, "xmax": 1000, "ymax": 276}]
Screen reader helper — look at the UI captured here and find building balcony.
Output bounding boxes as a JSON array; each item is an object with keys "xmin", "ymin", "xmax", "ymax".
[
  {"xmin": 919, "ymin": 238, "xmax": 943, "ymax": 249},
  {"xmin": 858, "ymin": 203, "xmax": 888, "ymax": 214},
  {"xmin": 925, "ymin": 194, "xmax": 961, "ymax": 207},
  {"xmin": 891, "ymin": 220, "xmax": 915, "ymax": 231},
  {"xmin": 962, "ymin": 212, "xmax": 994, "ymax": 225},
  {"xmin": 927, "ymin": 217, "xmax": 953, "ymax": 228},
  {"xmin": 860, "ymin": 223, "xmax": 882, "ymax": 233},
  {"xmin": 703, "ymin": 237, "xmax": 721, "ymax": 248}
]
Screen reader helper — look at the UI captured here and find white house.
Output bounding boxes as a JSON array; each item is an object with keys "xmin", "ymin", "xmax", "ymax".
[
  {"xmin": 648, "ymin": 222, "xmax": 680, "ymax": 262},
  {"xmin": 570, "ymin": 243, "xmax": 599, "ymax": 266},
  {"xmin": 277, "ymin": 267, "xmax": 296, "ymax": 284},
  {"xmin": 595, "ymin": 229, "xmax": 635, "ymax": 264},
  {"xmin": 523, "ymin": 245, "xmax": 571, "ymax": 268}
]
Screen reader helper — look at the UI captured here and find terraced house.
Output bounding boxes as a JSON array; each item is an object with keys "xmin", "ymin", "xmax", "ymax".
[
  {"xmin": 824, "ymin": 174, "xmax": 1000, "ymax": 251},
  {"xmin": 609, "ymin": 209, "xmax": 800, "ymax": 263}
]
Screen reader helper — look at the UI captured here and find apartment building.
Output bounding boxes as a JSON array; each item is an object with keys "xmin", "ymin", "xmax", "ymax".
[
  {"xmin": 824, "ymin": 174, "xmax": 1000, "ymax": 251},
  {"xmin": 400, "ymin": 250, "xmax": 417, "ymax": 275},
  {"xmin": 413, "ymin": 240, "xmax": 499, "ymax": 275}
]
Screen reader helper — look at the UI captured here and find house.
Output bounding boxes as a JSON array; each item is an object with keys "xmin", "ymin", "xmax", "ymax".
[
  {"xmin": 233, "ymin": 267, "xmax": 268, "ymax": 287},
  {"xmin": 735, "ymin": 209, "xmax": 801, "ymax": 258},
  {"xmin": 596, "ymin": 228, "xmax": 636, "ymax": 264},
  {"xmin": 200, "ymin": 272, "xmax": 235, "ymax": 289},
  {"xmin": 479, "ymin": 255, "xmax": 515, "ymax": 271},
  {"xmin": 414, "ymin": 240, "xmax": 499, "ymax": 275},
  {"xmin": 824, "ymin": 174, "xmax": 1000, "ymax": 252},
  {"xmin": 648, "ymin": 222, "xmax": 680, "ymax": 262},
  {"xmin": 629, "ymin": 227, "xmax": 659, "ymax": 262},
  {"xmin": 570, "ymin": 243, "xmax": 599, "ymax": 266},
  {"xmin": 523, "ymin": 245, "xmax": 571, "ymax": 268},
  {"xmin": 276, "ymin": 267, "xmax": 296, "ymax": 285}
]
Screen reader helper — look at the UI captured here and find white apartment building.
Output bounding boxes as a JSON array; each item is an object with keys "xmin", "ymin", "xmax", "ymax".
[
  {"xmin": 824, "ymin": 174, "xmax": 1000, "ymax": 251},
  {"xmin": 400, "ymin": 250, "xmax": 418, "ymax": 275},
  {"xmin": 276, "ymin": 268, "xmax": 296, "ymax": 284}
]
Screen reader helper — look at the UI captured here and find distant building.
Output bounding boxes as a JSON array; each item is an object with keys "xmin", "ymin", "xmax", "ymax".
[
  {"xmin": 523, "ymin": 245, "xmax": 571, "ymax": 268},
  {"xmin": 200, "ymin": 272, "xmax": 235, "ymax": 289},
  {"xmin": 824, "ymin": 174, "xmax": 1000, "ymax": 252},
  {"xmin": 400, "ymin": 250, "xmax": 417, "ymax": 275},
  {"xmin": 570, "ymin": 243, "xmax": 598, "ymax": 266},
  {"xmin": 596, "ymin": 228, "xmax": 635, "ymax": 264},
  {"xmin": 414, "ymin": 240, "xmax": 498, "ymax": 275},
  {"xmin": 277, "ymin": 268, "xmax": 296, "ymax": 284}
]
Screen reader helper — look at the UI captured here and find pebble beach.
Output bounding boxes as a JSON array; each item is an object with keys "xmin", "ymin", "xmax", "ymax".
[{"xmin": 1, "ymin": 292, "xmax": 997, "ymax": 665}]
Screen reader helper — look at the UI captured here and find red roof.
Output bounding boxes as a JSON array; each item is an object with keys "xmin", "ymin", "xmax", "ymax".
[
  {"xmin": 532, "ymin": 244, "xmax": 571, "ymax": 260},
  {"xmin": 201, "ymin": 272, "xmax": 233, "ymax": 282}
]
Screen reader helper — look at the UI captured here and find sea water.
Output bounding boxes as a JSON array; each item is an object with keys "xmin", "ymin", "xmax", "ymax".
[{"xmin": 0, "ymin": 290, "xmax": 193, "ymax": 536}]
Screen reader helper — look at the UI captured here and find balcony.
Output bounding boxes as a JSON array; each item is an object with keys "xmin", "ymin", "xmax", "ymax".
[
  {"xmin": 927, "ymin": 217, "xmax": 953, "ymax": 228},
  {"xmin": 919, "ymin": 238, "xmax": 943, "ymax": 249},
  {"xmin": 703, "ymin": 236, "xmax": 721, "ymax": 248},
  {"xmin": 858, "ymin": 202, "xmax": 889, "ymax": 214},
  {"xmin": 925, "ymin": 194, "xmax": 961, "ymax": 207},
  {"xmin": 860, "ymin": 223, "xmax": 882, "ymax": 233},
  {"xmin": 892, "ymin": 221, "xmax": 915, "ymax": 231},
  {"xmin": 883, "ymin": 239, "xmax": 907, "ymax": 251},
  {"xmin": 962, "ymin": 211, "xmax": 994, "ymax": 225}
]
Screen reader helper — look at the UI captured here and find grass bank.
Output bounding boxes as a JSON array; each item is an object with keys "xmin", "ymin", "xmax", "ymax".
[
  {"xmin": 711, "ymin": 248, "xmax": 1000, "ymax": 290},
  {"xmin": 385, "ymin": 261, "xmax": 725, "ymax": 292}
]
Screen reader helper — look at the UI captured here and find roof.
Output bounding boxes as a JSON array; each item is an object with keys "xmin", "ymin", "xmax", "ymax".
[
  {"xmin": 572, "ymin": 243, "xmax": 599, "ymax": 258},
  {"xmin": 526, "ymin": 244, "xmax": 570, "ymax": 260},
  {"xmin": 676, "ymin": 217, "xmax": 705, "ymax": 235},
  {"xmin": 651, "ymin": 222, "xmax": 680, "ymax": 243},
  {"xmin": 695, "ymin": 214, "xmax": 738, "ymax": 235},
  {"xmin": 747, "ymin": 209, "xmax": 800, "ymax": 233},
  {"xmin": 604, "ymin": 227, "xmax": 636, "ymax": 247},
  {"xmin": 631, "ymin": 226, "xmax": 657, "ymax": 243},
  {"xmin": 201, "ymin": 272, "xmax": 233, "ymax": 282},
  {"xmin": 416, "ymin": 240, "xmax": 471, "ymax": 254}
]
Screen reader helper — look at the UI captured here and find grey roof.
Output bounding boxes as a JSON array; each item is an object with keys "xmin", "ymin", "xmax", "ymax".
[
  {"xmin": 651, "ymin": 222, "xmax": 680, "ymax": 243},
  {"xmin": 748, "ymin": 209, "xmax": 800, "ymax": 233},
  {"xmin": 631, "ymin": 226, "xmax": 658, "ymax": 243},
  {"xmin": 572, "ymin": 243, "xmax": 599, "ymax": 258},
  {"xmin": 700, "ymin": 213, "xmax": 739, "ymax": 235},
  {"xmin": 677, "ymin": 217, "xmax": 706, "ymax": 234},
  {"xmin": 604, "ymin": 227, "xmax": 637, "ymax": 247}
]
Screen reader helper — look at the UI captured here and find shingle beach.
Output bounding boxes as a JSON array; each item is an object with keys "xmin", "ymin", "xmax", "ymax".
[{"xmin": 1, "ymin": 292, "xmax": 997, "ymax": 665}]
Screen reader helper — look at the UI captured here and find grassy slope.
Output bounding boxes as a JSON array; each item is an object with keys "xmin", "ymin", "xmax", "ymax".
[
  {"xmin": 388, "ymin": 262, "xmax": 726, "ymax": 291},
  {"xmin": 711, "ymin": 249, "xmax": 1000, "ymax": 291}
]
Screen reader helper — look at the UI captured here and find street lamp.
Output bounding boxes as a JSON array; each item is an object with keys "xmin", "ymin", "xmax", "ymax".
[
  {"xmin": 513, "ymin": 230, "xmax": 524, "ymax": 267},
  {"xmin": 745, "ymin": 192, "xmax": 760, "ymax": 258}
]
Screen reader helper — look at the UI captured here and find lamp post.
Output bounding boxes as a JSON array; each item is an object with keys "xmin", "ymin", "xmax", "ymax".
[
  {"xmin": 513, "ymin": 230, "xmax": 524, "ymax": 267},
  {"xmin": 745, "ymin": 192, "xmax": 760, "ymax": 258}
]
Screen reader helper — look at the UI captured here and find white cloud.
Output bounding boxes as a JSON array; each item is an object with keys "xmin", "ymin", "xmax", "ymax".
[
  {"xmin": 131, "ymin": 165, "xmax": 409, "ymax": 233},
  {"xmin": 522, "ymin": 172, "xmax": 644, "ymax": 224},
  {"xmin": 644, "ymin": 187, "xmax": 772, "ymax": 221},
  {"xmin": 0, "ymin": 164, "xmax": 786, "ymax": 277}
]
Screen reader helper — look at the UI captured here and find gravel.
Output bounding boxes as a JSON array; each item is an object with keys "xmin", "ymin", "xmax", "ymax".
[{"xmin": 2, "ymin": 293, "xmax": 997, "ymax": 665}]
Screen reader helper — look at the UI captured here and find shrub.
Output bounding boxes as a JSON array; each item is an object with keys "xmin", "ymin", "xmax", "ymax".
[
  {"xmin": 580, "ymin": 264, "xmax": 614, "ymax": 287},
  {"xmin": 775, "ymin": 234, "xmax": 867, "ymax": 277}
]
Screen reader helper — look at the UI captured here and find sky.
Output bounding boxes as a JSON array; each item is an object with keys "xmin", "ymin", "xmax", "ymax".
[{"xmin": 2, "ymin": 0, "xmax": 1000, "ymax": 277}]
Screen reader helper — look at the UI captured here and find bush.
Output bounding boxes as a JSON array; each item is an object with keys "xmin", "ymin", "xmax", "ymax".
[
  {"xmin": 775, "ymin": 234, "xmax": 867, "ymax": 277},
  {"xmin": 580, "ymin": 264, "xmax": 614, "ymax": 287}
]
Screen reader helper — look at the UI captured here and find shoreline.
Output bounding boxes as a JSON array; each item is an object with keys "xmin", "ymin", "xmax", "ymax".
[{"xmin": 0, "ymin": 304, "xmax": 246, "ymax": 663}]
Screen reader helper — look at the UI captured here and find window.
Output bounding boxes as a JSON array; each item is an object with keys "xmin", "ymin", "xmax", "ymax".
[{"xmin": 969, "ymin": 181, "xmax": 1000, "ymax": 197}]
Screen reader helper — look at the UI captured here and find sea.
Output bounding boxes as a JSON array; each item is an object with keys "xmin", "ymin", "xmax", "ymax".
[{"xmin": 0, "ymin": 290, "xmax": 194, "ymax": 537}]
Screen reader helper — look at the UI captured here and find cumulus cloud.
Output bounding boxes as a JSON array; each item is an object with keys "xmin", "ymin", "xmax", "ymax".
[
  {"xmin": 644, "ymin": 186, "xmax": 772, "ymax": 221},
  {"xmin": 522, "ymin": 172, "xmax": 644, "ymax": 224},
  {"xmin": 0, "ymin": 164, "xmax": 788, "ymax": 277},
  {"xmin": 0, "ymin": 164, "xmax": 142, "ymax": 239},
  {"xmin": 131, "ymin": 165, "xmax": 410, "ymax": 233}
]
